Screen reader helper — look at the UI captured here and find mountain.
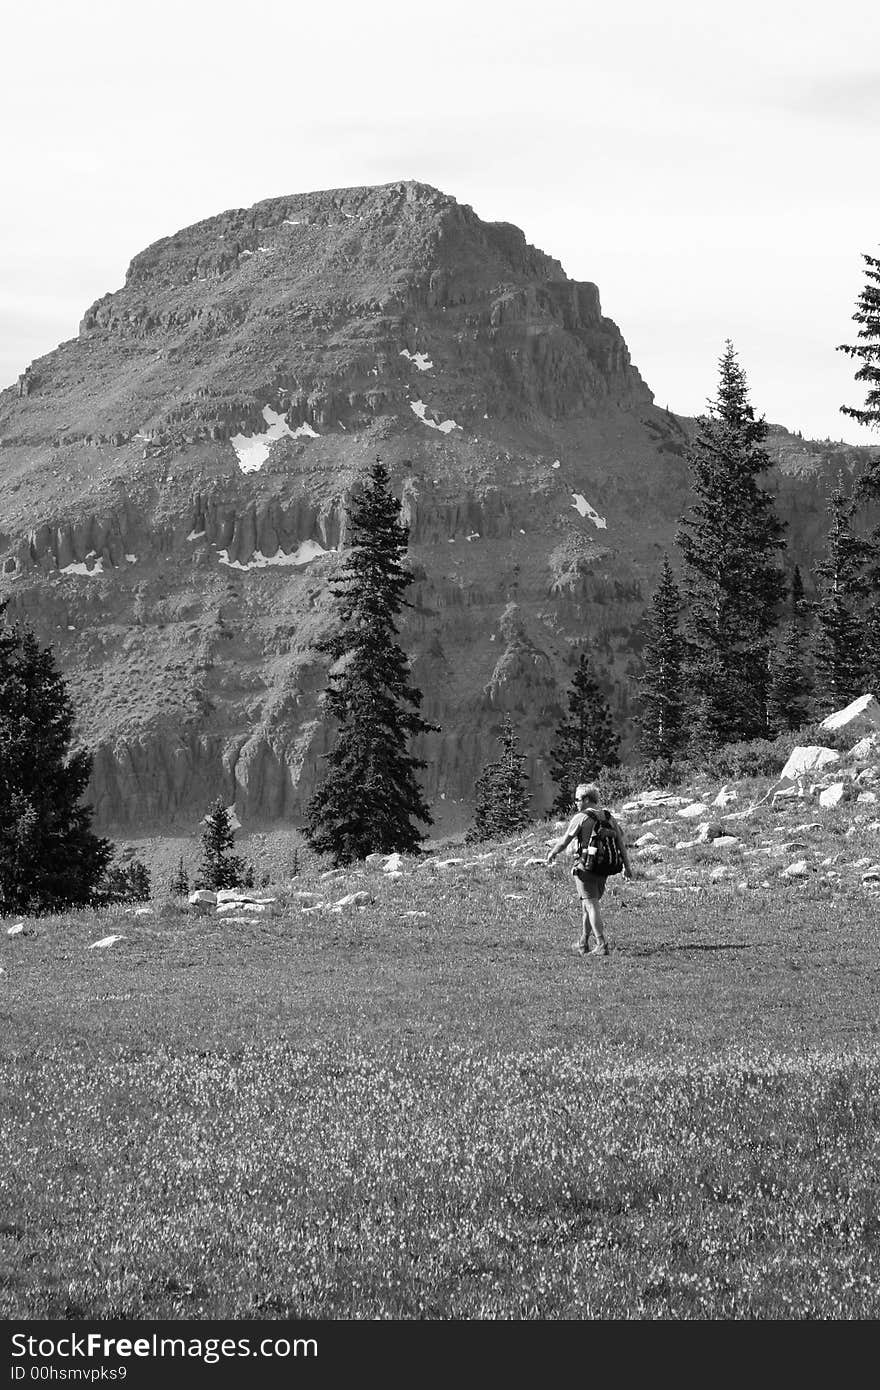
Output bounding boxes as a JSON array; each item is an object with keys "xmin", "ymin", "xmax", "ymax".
[{"xmin": 0, "ymin": 181, "xmax": 875, "ymax": 834}]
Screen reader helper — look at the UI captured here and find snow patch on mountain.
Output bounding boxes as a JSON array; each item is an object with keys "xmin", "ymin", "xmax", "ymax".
[
  {"xmin": 60, "ymin": 559, "xmax": 104, "ymax": 577},
  {"xmin": 571, "ymin": 494, "xmax": 607, "ymax": 529},
  {"xmin": 410, "ymin": 400, "xmax": 460, "ymax": 433},
  {"xmin": 217, "ymin": 540, "xmax": 332, "ymax": 571},
  {"xmin": 400, "ymin": 349, "xmax": 433, "ymax": 372},
  {"xmin": 231, "ymin": 407, "xmax": 319, "ymax": 473}
]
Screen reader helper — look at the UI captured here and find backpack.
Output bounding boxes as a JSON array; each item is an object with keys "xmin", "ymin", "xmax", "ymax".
[{"xmin": 577, "ymin": 808, "xmax": 624, "ymax": 877}]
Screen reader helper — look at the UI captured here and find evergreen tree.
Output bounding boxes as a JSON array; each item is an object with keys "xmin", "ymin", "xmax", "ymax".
[
  {"xmin": 638, "ymin": 556, "xmax": 686, "ymax": 761},
  {"xmin": 549, "ymin": 654, "xmax": 620, "ymax": 815},
  {"xmin": 813, "ymin": 481, "xmax": 872, "ymax": 710},
  {"xmin": 676, "ymin": 342, "xmax": 787, "ymax": 748},
  {"xmin": 467, "ymin": 716, "xmax": 531, "ymax": 842},
  {"xmin": 769, "ymin": 566, "xmax": 814, "ymax": 730},
  {"xmin": 96, "ymin": 855, "xmax": 152, "ymax": 905},
  {"xmin": 838, "ymin": 251, "xmax": 880, "ymax": 433},
  {"xmin": 168, "ymin": 856, "xmax": 190, "ymax": 897},
  {"xmin": 195, "ymin": 800, "xmax": 248, "ymax": 890},
  {"xmin": 127, "ymin": 859, "xmax": 151, "ymax": 901},
  {"xmin": 0, "ymin": 602, "xmax": 111, "ymax": 913},
  {"xmin": 839, "ymin": 251, "xmax": 880, "ymax": 644},
  {"xmin": 305, "ymin": 458, "xmax": 434, "ymax": 864}
]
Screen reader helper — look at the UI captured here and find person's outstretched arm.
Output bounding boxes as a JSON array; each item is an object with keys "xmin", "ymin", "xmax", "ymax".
[{"xmin": 546, "ymin": 818, "xmax": 579, "ymax": 864}]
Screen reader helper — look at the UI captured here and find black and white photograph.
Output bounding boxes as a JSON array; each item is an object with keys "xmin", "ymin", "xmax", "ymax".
[{"xmin": 1, "ymin": 0, "xmax": 878, "ymax": 1350}]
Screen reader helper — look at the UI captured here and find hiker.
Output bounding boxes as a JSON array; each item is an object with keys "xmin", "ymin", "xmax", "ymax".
[{"xmin": 545, "ymin": 783, "xmax": 634, "ymax": 956}]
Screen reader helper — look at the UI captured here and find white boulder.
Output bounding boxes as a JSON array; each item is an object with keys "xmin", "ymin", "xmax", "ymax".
[
  {"xmin": 849, "ymin": 731, "xmax": 880, "ymax": 760},
  {"xmin": 678, "ymin": 802, "xmax": 711, "ymax": 819},
  {"xmin": 818, "ymin": 782, "xmax": 847, "ymax": 809},
  {"xmin": 779, "ymin": 746, "xmax": 840, "ymax": 782},
  {"xmin": 781, "ymin": 860, "xmax": 810, "ymax": 878},
  {"xmin": 820, "ymin": 693, "xmax": 880, "ymax": 734},
  {"xmin": 382, "ymin": 853, "xmax": 403, "ymax": 874},
  {"xmin": 712, "ymin": 786, "xmax": 738, "ymax": 808},
  {"xmin": 711, "ymin": 836, "xmax": 740, "ymax": 848},
  {"xmin": 332, "ymin": 890, "xmax": 371, "ymax": 909},
  {"xmin": 188, "ymin": 889, "xmax": 217, "ymax": 906}
]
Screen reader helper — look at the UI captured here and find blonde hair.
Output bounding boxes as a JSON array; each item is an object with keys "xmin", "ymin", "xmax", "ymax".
[{"xmin": 574, "ymin": 783, "xmax": 600, "ymax": 804}]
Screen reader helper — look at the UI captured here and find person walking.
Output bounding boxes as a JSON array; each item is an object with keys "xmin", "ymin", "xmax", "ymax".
[{"xmin": 545, "ymin": 783, "xmax": 634, "ymax": 956}]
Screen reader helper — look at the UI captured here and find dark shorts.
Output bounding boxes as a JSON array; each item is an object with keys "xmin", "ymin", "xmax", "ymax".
[{"xmin": 572, "ymin": 866, "xmax": 607, "ymax": 900}]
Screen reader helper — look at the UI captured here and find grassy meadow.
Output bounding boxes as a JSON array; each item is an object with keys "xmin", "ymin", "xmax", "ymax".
[{"xmin": 2, "ymin": 822, "xmax": 880, "ymax": 1319}]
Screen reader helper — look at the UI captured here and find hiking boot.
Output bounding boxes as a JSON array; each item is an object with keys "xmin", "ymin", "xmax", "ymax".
[
  {"xmin": 588, "ymin": 940, "xmax": 609, "ymax": 957},
  {"xmin": 571, "ymin": 938, "xmax": 588, "ymax": 954}
]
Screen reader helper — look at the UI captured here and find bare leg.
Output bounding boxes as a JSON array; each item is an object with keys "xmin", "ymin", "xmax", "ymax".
[{"xmin": 584, "ymin": 898, "xmax": 607, "ymax": 950}]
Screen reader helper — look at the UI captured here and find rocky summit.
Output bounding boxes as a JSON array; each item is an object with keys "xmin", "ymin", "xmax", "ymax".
[{"xmin": 0, "ymin": 181, "xmax": 874, "ymax": 834}]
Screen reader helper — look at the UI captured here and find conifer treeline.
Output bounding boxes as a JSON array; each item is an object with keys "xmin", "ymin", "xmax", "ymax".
[
  {"xmin": 1, "ymin": 254, "xmax": 877, "ymax": 894},
  {"xmin": 637, "ymin": 334, "xmax": 880, "ymax": 762}
]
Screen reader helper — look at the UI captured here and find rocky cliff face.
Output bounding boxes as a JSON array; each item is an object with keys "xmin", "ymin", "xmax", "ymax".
[{"xmin": 0, "ymin": 182, "xmax": 871, "ymax": 835}]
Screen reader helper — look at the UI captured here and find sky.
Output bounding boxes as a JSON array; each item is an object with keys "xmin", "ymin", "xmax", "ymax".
[{"xmin": 1, "ymin": 0, "xmax": 877, "ymax": 444}]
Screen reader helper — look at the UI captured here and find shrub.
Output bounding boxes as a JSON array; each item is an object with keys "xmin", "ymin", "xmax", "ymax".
[
  {"xmin": 94, "ymin": 856, "xmax": 151, "ymax": 906},
  {"xmin": 168, "ymin": 857, "xmax": 190, "ymax": 897}
]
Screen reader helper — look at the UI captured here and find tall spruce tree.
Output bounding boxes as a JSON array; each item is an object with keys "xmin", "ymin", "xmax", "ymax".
[
  {"xmin": 813, "ymin": 481, "xmax": 872, "ymax": 710},
  {"xmin": 305, "ymin": 458, "xmax": 434, "ymax": 864},
  {"xmin": 195, "ymin": 800, "xmax": 249, "ymax": 890},
  {"xmin": 549, "ymin": 654, "xmax": 620, "ymax": 815},
  {"xmin": 0, "ymin": 602, "xmax": 111, "ymax": 913},
  {"xmin": 638, "ymin": 556, "xmax": 686, "ymax": 761},
  {"xmin": 838, "ymin": 251, "xmax": 880, "ymax": 434},
  {"xmin": 467, "ymin": 715, "xmax": 531, "ymax": 842},
  {"xmin": 839, "ymin": 250, "xmax": 880, "ymax": 690},
  {"xmin": 769, "ymin": 565, "xmax": 814, "ymax": 730},
  {"xmin": 676, "ymin": 342, "xmax": 787, "ymax": 748}
]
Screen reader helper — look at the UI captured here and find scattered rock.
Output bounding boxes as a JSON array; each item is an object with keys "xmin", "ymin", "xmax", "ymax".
[
  {"xmin": 820, "ymin": 692, "xmax": 880, "ymax": 735},
  {"xmin": 332, "ymin": 890, "xmax": 371, "ymax": 909},
  {"xmin": 188, "ymin": 889, "xmax": 217, "ymax": 905},
  {"xmin": 89, "ymin": 935, "xmax": 124, "ymax": 948},
  {"xmin": 781, "ymin": 861, "xmax": 810, "ymax": 878},
  {"xmin": 712, "ymin": 786, "xmax": 738, "ymax": 808},
  {"xmin": 635, "ymin": 831, "xmax": 659, "ymax": 846},
  {"xmin": 678, "ymin": 802, "xmax": 711, "ymax": 819},
  {"xmin": 849, "ymin": 731, "xmax": 880, "ymax": 761},
  {"xmin": 771, "ymin": 782, "xmax": 808, "ymax": 803},
  {"xmin": 818, "ymin": 783, "xmax": 847, "ymax": 809},
  {"xmin": 779, "ymin": 746, "xmax": 840, "ymax": 782},
  {"xmin": 383, "ymin": 853, "xmax": 403, "ymax": 873},
  {"xmin": 6, "ymin": 922, "xmax": 25, "ymax": 936},
  {"xmin": 711, "ymin": 835, "xmax": 740, "ymax": 848}
]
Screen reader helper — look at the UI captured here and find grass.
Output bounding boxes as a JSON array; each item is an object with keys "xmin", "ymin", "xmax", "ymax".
[{"xmin": 1, "ymin": 840, "xmax": 880, "ymax": 1319}]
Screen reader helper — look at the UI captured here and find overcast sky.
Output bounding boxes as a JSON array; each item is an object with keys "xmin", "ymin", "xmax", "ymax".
[{"xmin": 2, "ymin": 0, "xmax": 876, "ymax": 443}]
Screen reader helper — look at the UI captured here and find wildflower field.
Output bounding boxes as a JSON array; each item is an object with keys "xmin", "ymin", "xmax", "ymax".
[{"xmin": 2, "ymin": 845, "xmax": 879, "ymax": 1319}]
